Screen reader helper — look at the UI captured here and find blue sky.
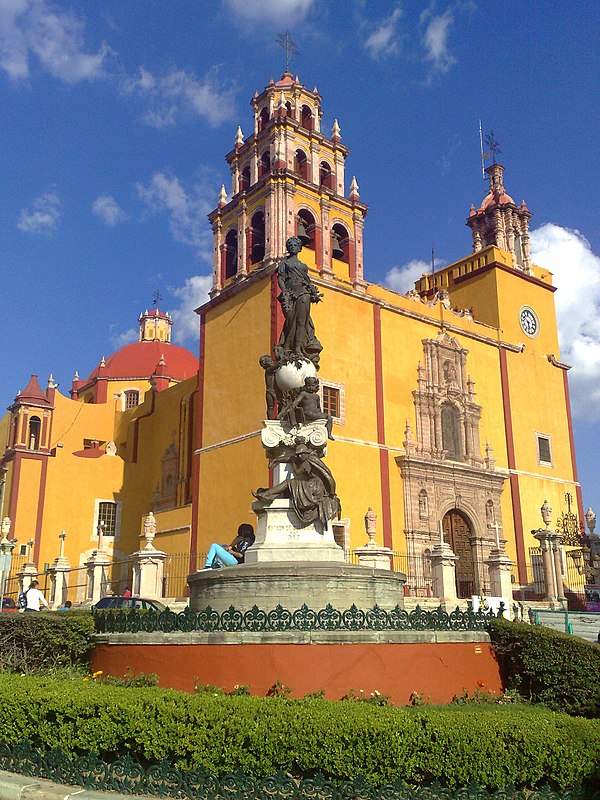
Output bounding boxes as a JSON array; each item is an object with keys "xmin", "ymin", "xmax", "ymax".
[{"xmin": 2, "ymin": 0, "xmax": 599, "ymax": 522}]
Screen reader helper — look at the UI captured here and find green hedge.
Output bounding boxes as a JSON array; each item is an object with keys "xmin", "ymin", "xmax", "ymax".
[
  {"xmin": 0, "ymin": 611, "xmax": 94, "ymax": 673},
  {"xmin": 0, "ymin": 674, "xmax": 598, "ymax": 791},
  {"xmin": 488, "ymin": 618, "xmax": 600, "ymax": 717}
]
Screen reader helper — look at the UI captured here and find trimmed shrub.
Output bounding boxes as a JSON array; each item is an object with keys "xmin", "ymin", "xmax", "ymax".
[
  {"xmin": 0, "ymin": 611, "xmax": 94, "ymax": 673},
  {"xmin": 488, "ymin": 618, "xmax": 600, "ymax": 717},
  {"xmin": 0, "ymin": 674, "xmax": 598, "ymax": 791}
]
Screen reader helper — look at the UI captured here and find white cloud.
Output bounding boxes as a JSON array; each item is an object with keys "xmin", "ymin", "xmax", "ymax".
[
  {"xmin": 110, "ymin": 326, "xmax": 137, "ymax": 349},
  {"xmin": 122, "ymin": 66, "xmax": 235, "ymax": 128},
  {"xmin": 137, "ymin": 171, "xmax": 214, "ymax": 260},
  {"xmin": 384, "ymin": 258, "xmax": 443, "ymax": 294},
  {"xmin": 92, "ymin": 194, "xmax": 126, "ymax": 227},
  {"xmin": 420, "ymin": 7, "xmax": 456, "ymax": 73},
  {"xmin": 222, "ymin": 0, "xmax": 314, "ymax": 26},
  {"xmin": 169, "ymin": 275, "xmax": 212, "ymax": 343},
  {"xmin": 17, "ymin": 189, "xmax": 61, "ymax": 234},
  {"xmin": 531, "ymin": 223, "xmax": 600, "ymax": 421},
  {"xmin": 0, "ymin": 0, "xmax": 110, "ymax": 83},
  {"xmin": 364, "ymin": 6, "xmax": 402, "ymax": 60}
]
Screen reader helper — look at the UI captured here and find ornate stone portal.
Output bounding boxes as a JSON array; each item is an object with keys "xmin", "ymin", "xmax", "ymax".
[{"xmin": 397, "ymin": 331, "xmax": 507, "ymax": 598}]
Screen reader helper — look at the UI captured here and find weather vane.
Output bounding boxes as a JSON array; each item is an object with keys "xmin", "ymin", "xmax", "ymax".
[
  {"xmin": 277, "ymin": 30, "xmax": 298, "ymax": 73},
  {"xmin": 153, "ymin": 290, "xmax": 163, "ymax": 307},
  {"xmin": 484, "ymin": 130, "xmax": 501, "ymax": 163}
]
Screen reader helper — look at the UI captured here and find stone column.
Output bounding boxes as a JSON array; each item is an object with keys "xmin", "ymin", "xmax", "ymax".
[
  {"xmin": 0, "ymin": 517, "xmax": 16, "ymax": 601},
  {"xmin": 354, "ymin": 507, "xmax": 392, "ymax": 570},
  {"xmin": 486, "ymin": 524, "xmax": 514, "ymax": 603},
  {"xmin": 17, "ymin": 538, "xmax": 38, "ymax": 594},
  {"xmin": 430, "ymin": 524, "xmax": 459, "ymax": 606},
  {"xmin": 131, "ymin": 512, "xmax": 167, "ymax": 598},
  {"xmin": 48, "ymin": 531, "xmax": 71, "ymax": 608},
  {"xmin": 533, "ymin": 529, "xmax": 557, "ymax": 601},
  {"xmin": 85, "ymin": 522, "xmax": 111, "ymax": 604},
  {"xmin": 550, "ymin": 532, "xmax": 566, "ymax": 601}
]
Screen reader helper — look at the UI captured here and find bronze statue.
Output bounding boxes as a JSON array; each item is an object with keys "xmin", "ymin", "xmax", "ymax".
[
  {"xmin": 277, "ymin": 236, "xmax": 323, "ymax": 367},
  {"xmin": 277, "ymin": 376, "xmax": 334, "ymax": 439},
  {"xmin": 259, "ymin": 354, "xmax": 283, "ymax": 420},
  {"xmin": 253, "ymin": 437, "xmax": 341, "ymax": 527}
]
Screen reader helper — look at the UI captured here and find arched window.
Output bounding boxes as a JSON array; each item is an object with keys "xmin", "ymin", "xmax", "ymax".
[
  {"xmin": 294, "ymin": 149, "xmax": 309, "ymax": 180},
  {"xmin": 247, "ymin": 210, "xmax": 265, "ymax": 266},
  {"xmin": 124, "ymin": 390, "xmax": 140, "ymax": 410},
  {"xmin": 331, "ymin": 223, "xmax": 349, "ymax": 263},
  {"xmin": 319, "ymin": 161, "xmax": 334, "ymax": 190},
  {"xmin": 297, "ymin": 209, "xmax": 316, "ymax": 250},
  {"xmin": 258, "ymin": 151, "xmax": 271, "ymax": 178},
  {"xmin": 441, "ymin": 403, "xmax": 462, "ymax": 461},
  {"xmin": 238, "ymin": 166, "xmax": 250, "ymax": 193},
  {"xmin": 10, "ymin": 416, "xmax": 18, "ymax": 447},
  {"xmin": 285, "ymin": 101, "xmax": 294, "ymax": 119},
  {"xmin": 301, "ymin": 105, "xmax": 313, "ymax": 130},
  {"xmin": 258, "ymin": 107, "xmax": 269, "ymax": 132},
  {"xmin": 514, "ymin": 232, "xmax": 523, "ymax": 267},
  {"xmin": 28, "ymin": 416, "xmax": 41, "ymax": 450},
  {"xmin": 224, "ymin": 229, "xmax": 238, "ymax": 280}
]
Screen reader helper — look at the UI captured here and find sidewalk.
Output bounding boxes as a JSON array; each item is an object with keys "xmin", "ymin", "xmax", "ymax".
[{"xmin": 0, "ymin": 771, "xmax": 152, "ymax": 800}]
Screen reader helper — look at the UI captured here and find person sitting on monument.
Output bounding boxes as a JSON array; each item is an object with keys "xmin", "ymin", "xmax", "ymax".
[
  {"xmin": 200, "ymin": 524, "xmax": 255, "ymax": 570},
  {"xmin": 277, "ymin": 376, "xmax": 334, "ymax": 439}
]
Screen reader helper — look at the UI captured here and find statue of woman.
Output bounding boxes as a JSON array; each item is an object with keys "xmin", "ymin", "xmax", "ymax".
[
  {"xmin": 253, "ymin": 438, "xmax": 341, "ymax": 527},
  {"xmin": 277, "ymin": 237, "xmax": 323, "ymax": 367}
]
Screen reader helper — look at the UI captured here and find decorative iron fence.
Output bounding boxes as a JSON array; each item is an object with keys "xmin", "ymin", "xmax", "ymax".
[
  {"xmin": 93, "ymin": 602, "xmax": 502, "ymax": 635},
  {"xmin": 0, "ymin": 741, "xmax": 593, "ymax": 800}
]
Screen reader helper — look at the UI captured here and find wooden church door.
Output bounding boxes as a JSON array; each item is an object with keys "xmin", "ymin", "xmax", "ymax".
[{"xmin": 443, "ymin": 510, "xmax": 475, "ymax": 599}]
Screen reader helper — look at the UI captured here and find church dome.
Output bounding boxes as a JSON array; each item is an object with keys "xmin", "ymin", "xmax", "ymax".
[{"xmin": 85, "ymin": 340, "xmax": 198, "ymax": 382}]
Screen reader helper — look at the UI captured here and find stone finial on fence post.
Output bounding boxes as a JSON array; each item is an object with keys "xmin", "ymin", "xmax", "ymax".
[
  {"xmin": 353, "ymin": 508, "xmax": 393, "ymax": 570},
  {"xmin": 48, "ymin": 530, "xmax": 71, "ymax": 608},
  {"xmin": 131, "ymin": 512, "xmax": 167, "ymax": 598}
]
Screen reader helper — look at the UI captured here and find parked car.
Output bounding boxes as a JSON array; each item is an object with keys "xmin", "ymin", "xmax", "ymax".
[
  {"xmin": 1, "ymin": 597, "xmax": 18, "ymax": 612},
  {"xmin": 93, "ymin": 596, "xmax": 166, "ymax": 612}
]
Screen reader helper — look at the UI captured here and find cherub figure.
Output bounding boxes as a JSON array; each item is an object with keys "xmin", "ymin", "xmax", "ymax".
[
  {"xmin": 259, "ymin": 354, "xmax": 282, "ymax": 420},
  {"xmin": 278, "ymin": 376, "xmax": 334, "ymax": 439}
]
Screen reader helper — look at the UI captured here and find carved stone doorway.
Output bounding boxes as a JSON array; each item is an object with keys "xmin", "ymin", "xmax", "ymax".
[{"xmin": 443, "ymin": 510, "xmax": 475, "ymax": 599}]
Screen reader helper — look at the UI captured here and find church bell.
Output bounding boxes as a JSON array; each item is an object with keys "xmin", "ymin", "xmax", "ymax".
[
  {"xmin": 297, "ymin": 218, "xmax": 311, "ymax": 246},
  {"xmin": 331, "ymin": 230, "xmax": 344, "ymax": 259}
]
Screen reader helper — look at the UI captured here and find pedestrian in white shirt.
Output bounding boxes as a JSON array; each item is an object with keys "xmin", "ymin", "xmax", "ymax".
[{"xmin": 24, "ymin": 580, "xmax": 48, "ymax": 612}]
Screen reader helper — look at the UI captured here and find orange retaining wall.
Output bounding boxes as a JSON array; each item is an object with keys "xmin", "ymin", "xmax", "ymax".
[{"xmin": 92, "ymin": 642, "xmax": 503, "ymax": 705}]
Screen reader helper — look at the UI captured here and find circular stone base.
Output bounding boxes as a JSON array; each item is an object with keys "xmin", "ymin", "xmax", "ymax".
[{"xmin": 188, "ymin": 562, "xmax": 407, "ymax": 613}]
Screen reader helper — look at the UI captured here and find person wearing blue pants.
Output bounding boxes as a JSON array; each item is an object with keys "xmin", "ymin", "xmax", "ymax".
[{"xmin": 201, "ymin": 524, "xmax": 255, "ymax": 570}]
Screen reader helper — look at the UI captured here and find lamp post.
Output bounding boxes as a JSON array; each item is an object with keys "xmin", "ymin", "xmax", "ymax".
[{"xmin": 0, "ymin": 466, "xmax": 7, "ymax": 519}]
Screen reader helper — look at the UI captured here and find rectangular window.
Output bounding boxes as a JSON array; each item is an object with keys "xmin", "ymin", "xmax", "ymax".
[
  {"xmin": 98, "ymin": 501, "xmax": 117, "ymax": 537},
  {"xmin": 124, "ymin": 390, "xmax": 140, "ymax": 409},
  {"xmin": 322, "ymin": 386, "xmax": 340, "ymax": 418},
  {"xmin": 536, "ymin": 434, "xmax": 553, "ymax": 467}
]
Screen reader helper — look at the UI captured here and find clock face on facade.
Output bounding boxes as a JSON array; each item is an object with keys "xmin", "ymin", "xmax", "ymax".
[{"xmin": 519, "ymin": 306, "xmax": 539, "ymax": 337}]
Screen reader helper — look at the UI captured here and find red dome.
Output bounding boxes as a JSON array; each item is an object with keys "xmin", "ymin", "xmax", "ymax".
[{"xmin": 86, "ymin": 340, "xmax": 198, "ymax": 382}]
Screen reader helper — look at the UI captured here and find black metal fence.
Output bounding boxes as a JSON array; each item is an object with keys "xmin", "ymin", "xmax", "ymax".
[{"xmin": 0, "ymin": 741, "xmax": 591, "ymax": 800}]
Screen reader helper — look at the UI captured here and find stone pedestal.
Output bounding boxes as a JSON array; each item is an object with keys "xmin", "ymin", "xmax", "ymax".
[
  {"xmin": 533, "ymin": 529, "xmax": 565, "ymax": 603},
  {"xmin": 246, "ymin": 498, "xmax": 345, "ymax": 563},
  {"xmin": 486, "ymin": 541, "xmax": 514, "ymax": 601},
  {"xmin": 85, "ymin": 550, "xmax": 111, "ymax": 605},
  {"xmin": 188, "ymin": 562, "xmax": 406, "ymax": 613},
  {"xmin": 354, "ymin": 507, "xmax": 392, "ymax": 570},
  {"xmin": 131, "ymin": 547, "xmax": 167, "ymax": 598},
  {"xmin": 48, "ymin": 557, "xmax": 71, "ymax": 608},
  {"xmin": 430, "ymin": 542, "xmax": 459, "ymax": 606},
  {"xmin": 17, "ymin": 563, "xmax": 39, "ymax": 594}
]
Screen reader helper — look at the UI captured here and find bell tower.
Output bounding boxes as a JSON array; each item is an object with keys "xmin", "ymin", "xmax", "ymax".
[
  {"xmin": 466, "ymin": 162, "xmax": 532, "ymax": 274},
  {"xmin": 208, "ymin": 72, "xmax": 368, "ymax": 297}
]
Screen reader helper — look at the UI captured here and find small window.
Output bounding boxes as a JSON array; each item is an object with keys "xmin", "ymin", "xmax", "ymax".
[
  {"xmin": 124, "ymin": 390, "xmax": 140, "ymax": 409},
  {"xmin": 536, "ymin": 434, "xmax": 553, "ymax": 467},
  {"xmin": 19, "ymin": 544, "xmax": 27, "ymax": 557},
  {"xmin": 319, "ymin": 380, "xmax": 345, "ymax": 424},
  {"xmin": 332, "ymin": 519, "xmax": 350, "ymax": 561},
  {"xmin": 97, "ymin": 501, "xmax": 118, "ymax": 537}
]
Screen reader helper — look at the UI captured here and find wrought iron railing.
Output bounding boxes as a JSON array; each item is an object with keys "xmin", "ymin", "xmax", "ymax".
[
  {"xmin": 93, "ymin": 602, "xmax": 502, "ymax": 635},
  {"xmin": 0, "ymin": 741, "xmax": 593, "ymax": 799}
]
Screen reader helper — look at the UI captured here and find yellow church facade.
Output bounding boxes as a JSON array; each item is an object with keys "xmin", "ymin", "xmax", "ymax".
[{"xmin": 0, "ymin": 72, "xmax": 583, "ymax": 603}]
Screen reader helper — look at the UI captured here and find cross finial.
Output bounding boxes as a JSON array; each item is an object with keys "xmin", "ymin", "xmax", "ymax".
[
  {"xmin": 276, "ymin": 30, "xmax": 298, "ymax": 72},
  {"xmin": 152, "ymin": 290, "xmax": 163, "ymax": 307}
]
